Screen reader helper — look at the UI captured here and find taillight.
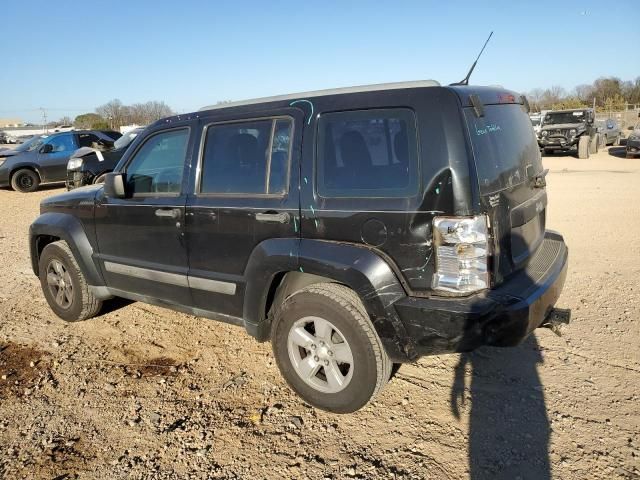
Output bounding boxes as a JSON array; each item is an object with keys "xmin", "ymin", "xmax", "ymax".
[{"xmin": 432, "ymin": 215, "xmax": 490, "ymax": 295}]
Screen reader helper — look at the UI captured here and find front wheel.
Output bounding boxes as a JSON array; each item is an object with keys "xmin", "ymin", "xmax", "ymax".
[
  {"xmin": 578, "ymin": 136, "xmax": 590, "ymax": 159},
  {"xmin": 271, "ymin": 283, "xmax": 392, "ymax": 413},
  {"xmin": 38, "ymin": 241, "xmax": 102, "ymax": 321},
  {"xmin": 11, "ymin": 168, "xmax": 40, "ymax": 192}
]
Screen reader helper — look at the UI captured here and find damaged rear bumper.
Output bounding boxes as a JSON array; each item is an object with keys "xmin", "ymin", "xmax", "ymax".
[{"xmin": 394, "ymin": 231, "xmax": 568, "ymax": 356}]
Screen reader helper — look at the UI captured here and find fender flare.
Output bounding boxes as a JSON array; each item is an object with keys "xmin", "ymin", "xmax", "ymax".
[
  {"xmin": 9, "ymin": 162, "xmax": 44, "ymax": 182},
  {"xmin": 243, "ymin": 238, "xmax": 416, "ymax": 361},
  {"xmin": 29, "ymin": 212, "xmax": 104, "ymax": 286}
]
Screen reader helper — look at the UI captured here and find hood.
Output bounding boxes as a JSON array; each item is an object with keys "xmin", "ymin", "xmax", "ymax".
[
  {"xmin": 0, "ymin": 149, "xmax": 19, "ymax": 158},
  {"xmin": 540, "ymin": 122, "xmax": 585, "ymax": 131},
  {"xmin": 40, "ymin": 184, "xmax": 103, "ymax": 213},
  {"xmin": 71, "ymin": 146, "xmax": 100, "ymax": 159}
]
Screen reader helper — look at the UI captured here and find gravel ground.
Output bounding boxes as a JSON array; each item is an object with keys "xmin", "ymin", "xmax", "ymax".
[{"xmin": 0, "ymin": 146, "xmax": 639, "ymax": 479}]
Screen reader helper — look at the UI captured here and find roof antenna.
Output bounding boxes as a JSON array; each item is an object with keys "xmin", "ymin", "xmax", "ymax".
[{"xmin": 452, "ymin": 31, "xmax": 493, "ymax": 86}]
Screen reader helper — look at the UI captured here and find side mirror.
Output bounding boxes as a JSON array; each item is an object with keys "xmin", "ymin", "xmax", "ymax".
[
  {"xmin": 40, "ymin": 144, "xmax": 53, "ymax": 154},
  {"xmin": 103, "ymin": 172, "xmax": 126, "ymax": 198}
]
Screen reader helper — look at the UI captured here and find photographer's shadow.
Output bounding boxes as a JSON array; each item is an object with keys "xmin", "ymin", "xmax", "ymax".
[{"xmin": 451, "ymin": 335, "xmax": 551, "ymax": 480}]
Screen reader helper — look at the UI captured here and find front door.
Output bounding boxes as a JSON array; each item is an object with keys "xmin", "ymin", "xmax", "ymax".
[
  {"xmin": 185, "ymin": 111, "xmax": 302, "ymax": 317},
  {"xmin": 94, "ymin": 125, "xmax": 193, "ymax": 306},
  {"xmin": 37, "ymin": 133, "xmax": 77, "ymax": 182}
]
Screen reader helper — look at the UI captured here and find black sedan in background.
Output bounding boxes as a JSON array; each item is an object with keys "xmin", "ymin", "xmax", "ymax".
[
  {"xmin": 0, "ymin": 130, "xmax": 121, "ymax": 192},
  {"xmin": 66, "ymin": 127, "xmax": 144, "ymax": 189}
]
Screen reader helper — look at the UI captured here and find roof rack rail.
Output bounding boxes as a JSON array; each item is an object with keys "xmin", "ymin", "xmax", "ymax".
[{"xmin": 199, "ymin": 80, "xmax": 441, "ymax": 112}]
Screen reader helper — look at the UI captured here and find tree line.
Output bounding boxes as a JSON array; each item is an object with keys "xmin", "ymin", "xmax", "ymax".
[
  {"xmin": 528, "ymin": 76, "xmax": 640, "ymax": 112},
  {"xmin": 71, "ymin": 99, "xmax": 174, "ymax": 130}
]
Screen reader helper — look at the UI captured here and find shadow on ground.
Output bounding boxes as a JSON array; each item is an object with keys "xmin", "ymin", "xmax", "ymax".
[{"xmin": 451, "ymin": 337, "xmax": 551, "ymax": 480}]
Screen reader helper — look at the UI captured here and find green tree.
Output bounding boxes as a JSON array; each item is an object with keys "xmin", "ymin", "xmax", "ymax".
[{"xmin": 74, "ymin": 113, "xmax": 108, "ymax": 130}]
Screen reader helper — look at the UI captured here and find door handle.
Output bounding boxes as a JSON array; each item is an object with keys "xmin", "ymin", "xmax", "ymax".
[
  {"xmin": 155, "ymin": 208, "xmax": 181, "ymax": 219},
  {"xmin": 255, "ymin": 212, "xmax": 290, "ymax": 224}
]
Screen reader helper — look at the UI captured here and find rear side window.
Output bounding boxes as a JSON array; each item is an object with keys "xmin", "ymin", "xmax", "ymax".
[
  {"xmin": 317, "ymin": 108, "xmax": 418, "ymax": 197},
  {"xmin": 199, "ymin": 117, "xmax": 293, "ymax": 195}
]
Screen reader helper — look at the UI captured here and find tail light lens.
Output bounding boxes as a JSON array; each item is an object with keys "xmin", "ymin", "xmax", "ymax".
[{"xmin": 432, "ymin": 215, "xmax": 490, "ymax": 295}]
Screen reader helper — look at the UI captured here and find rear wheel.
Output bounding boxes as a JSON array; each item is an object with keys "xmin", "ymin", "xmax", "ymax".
[
  {"xmin": 271, "ymin": 283, "xmax": 391, "ymax": 413},
  {"xmin": 589, "ymin": 134, "xmax": 599, "ymax": 154},
  {"xmin": 93, "ymin": 173, "xmax": 108, "ymax": 184},
  {"xmin": 38, "ymin": 241, "xmax": 102, "ymax": 321},
  {"xmin": 11, "ymin": 168, "xmax": 40, "ymax": 192},
  {"xmin": 578, "ymin": 136, "xmax": 590, "ymax": 159}
]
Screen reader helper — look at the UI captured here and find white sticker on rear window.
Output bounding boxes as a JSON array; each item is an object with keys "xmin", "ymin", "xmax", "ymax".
[{"xmin": 572, "ymin": 112, "xmax": 584, "ymax": 117}]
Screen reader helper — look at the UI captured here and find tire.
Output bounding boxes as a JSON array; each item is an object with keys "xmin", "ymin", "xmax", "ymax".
[
  {"xmin": 10, "ymin": 168, "xmax": 40, "ymax": 192},
  {"xmin": 589, "ymin": 134, "xmax": 599, "ymax": 154},
  {"xmin": 271, "ymin": 283, "xmax": 392, "ymax": 413},
  {"xmin": 38, "ymin": 241, "xmax": 102, "ymax": 322},
  {"xmin": 578, "ymin": 136, "xmax": 590, "ymax": 159},
  {"xmin": 93, "ymin": 173, "xmax": 108, "ymax": 184},
  {"xmin": 543, "ymin": 148, "xmax": 554, "ymax": 155}
]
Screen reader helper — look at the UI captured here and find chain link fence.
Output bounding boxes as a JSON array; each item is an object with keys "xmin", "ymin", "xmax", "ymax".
[{"xmin": 595, "ymin": 105, "xmax": 640, "ymax": 130}]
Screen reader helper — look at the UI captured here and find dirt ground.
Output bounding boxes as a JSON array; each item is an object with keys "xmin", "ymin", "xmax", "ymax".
[{"xmin": 0, "ymin": 145, "xmax": 639, "ymax": 480}]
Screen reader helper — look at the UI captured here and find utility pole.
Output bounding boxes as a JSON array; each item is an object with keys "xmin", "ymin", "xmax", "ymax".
[{"xmin": 40, "ymin": 107, "xmax": 48, "ymax": 133}]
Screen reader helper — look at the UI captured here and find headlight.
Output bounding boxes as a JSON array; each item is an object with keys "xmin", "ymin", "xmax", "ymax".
[
  {"xmin": 67, "ymin": 158, "xmax": 83, "ymax": 170},
  {"xmin": 541, "ymin": 131, "xmax": 548, "ymax": 137},
  {"xmin": 432, "ymin": 215, "xmax": 490, "ymax": 295},
  {"xmin": 569, "ymin": 129, "xmax": 577, "ymax": 136}
]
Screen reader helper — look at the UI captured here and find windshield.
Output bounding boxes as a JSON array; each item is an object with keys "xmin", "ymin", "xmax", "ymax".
[
  {"xmin": 465, "ymin": 104, "xmax": 542, "ymax": 195},
  {"xmin": 114, "ymin": 129, "xmax": 141, "ymax": 150},
  {"xmin": 543, "ymin": 111, "xmax": 587, "ymax": 125},
  {"xmin": 14, "ymin": 135, "xmax": 46, "ymax": 152}
]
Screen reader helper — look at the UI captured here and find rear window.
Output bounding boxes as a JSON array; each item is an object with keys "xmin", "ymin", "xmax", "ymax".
[
  {"xmin": 465, "ymin": 104, "xmax": 542, "ymax": 195},
  {"xmin": 317, "ymin": 108, "xmax": 418, "ymax": 197}
]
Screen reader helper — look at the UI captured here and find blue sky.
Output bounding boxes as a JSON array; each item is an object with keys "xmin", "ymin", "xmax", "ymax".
[{"xmin": 2, "ymin": 0, "xmax": 638, "ymax": 123}]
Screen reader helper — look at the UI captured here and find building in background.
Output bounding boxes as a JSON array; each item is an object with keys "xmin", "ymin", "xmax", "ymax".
[{"xmin": 0, "ymin": 118, "xmax": 25, "ymax": 128}]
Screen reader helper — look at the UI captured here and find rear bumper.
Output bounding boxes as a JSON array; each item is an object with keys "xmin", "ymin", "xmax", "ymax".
[{"xmin": 394, "ymin": 231, "xmax": 568, "ymax": 356}]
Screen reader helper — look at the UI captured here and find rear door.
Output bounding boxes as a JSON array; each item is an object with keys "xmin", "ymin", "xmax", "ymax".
[
  {"xmin": 463, "ymin": 101, "xmax": 546, "ymax": 284},
  {"xmin": 185, "ymin": 110, "xmax": 302, "ymax": 317},
  {"xmin": 37, "ymin": 133, "xmax": 77, "ymax": 182}
]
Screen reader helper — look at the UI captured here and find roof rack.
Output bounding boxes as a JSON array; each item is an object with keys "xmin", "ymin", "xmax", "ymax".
[{"xmin": 199, "ymin": 80, "xmax": 441, "ymax": 112}]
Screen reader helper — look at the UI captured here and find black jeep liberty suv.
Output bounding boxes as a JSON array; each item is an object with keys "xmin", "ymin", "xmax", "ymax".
[
  {"xmin": 538, "ymin": 108, "xmax": 599, "ymax": 158},
  {"xmin": 30, "ymin": 81, "xmax": 568, "ymax": 413}
]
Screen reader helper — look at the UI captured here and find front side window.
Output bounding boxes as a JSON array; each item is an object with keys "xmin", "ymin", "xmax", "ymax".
[
  {"xmin": 317, "ymin": 108, "xmax": 419, "ymax": 197},
  {"xmin": 125, "ymin": 128, "xmax": 189, "ymax": 195},
  {"xmin": 46, "ymin": 134, "xmax": 76, "ymax": 153},
  {"xmin": 200, "ymin": 118, "xmax": 293, "ymax": 195}
]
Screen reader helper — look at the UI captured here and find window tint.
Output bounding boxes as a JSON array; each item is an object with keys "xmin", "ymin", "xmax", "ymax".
[
  {"xmin": 317, "ymin": 109, "xmax": 418, "ymax": 197},
  {"xmin": 200, "ymin": 118, "xmax": 292, "ymax": 195},
  {"xmin": 46, "ymin": 134, "xmax": 76, "ymax": 153},
  {"xmin": 125, "ymin": 128, "xmax": 189, "ymax": 195}
]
